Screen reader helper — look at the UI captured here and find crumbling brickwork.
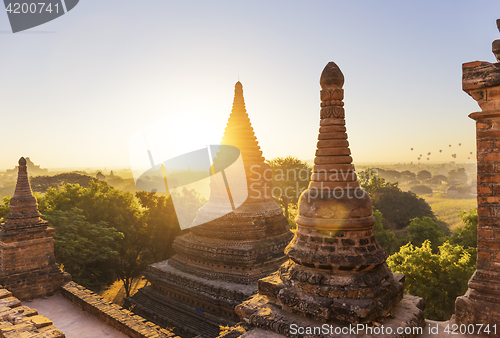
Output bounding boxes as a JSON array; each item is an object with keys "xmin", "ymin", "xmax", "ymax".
[
  {"xmin": 62, "ymin": 282, "xmax": 179, "ymax": 338},
  {"xmin": 0, "ymin": 286, "xmax": 65, "ymax": 338}
]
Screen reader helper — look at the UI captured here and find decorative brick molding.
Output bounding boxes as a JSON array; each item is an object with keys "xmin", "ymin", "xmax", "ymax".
[
  {"xmin": 61, "ymin": 282, "xmax": 180, "ymax": 338},
  {"xmin": 0, "ymin": 286, "xmax": 65, "ymax": 338}
]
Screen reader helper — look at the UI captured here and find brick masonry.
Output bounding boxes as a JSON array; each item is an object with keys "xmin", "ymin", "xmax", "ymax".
[
  {"xmin": 454, "ymin": 31, "xmax": 500, "ymax": 327},
  {"xmin": 61, "ymin": 282, "xmax": 181, "ymax": 338},
  {"xmin": 0, "ymin": 158, "xmax": 65, "ymax": 300},
  {"xmin": 0, "ymin": 285, "xmax": 65, "ymax": 338}
]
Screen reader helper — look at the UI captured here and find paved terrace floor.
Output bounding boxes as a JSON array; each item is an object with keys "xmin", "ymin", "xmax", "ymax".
[{"xmin": 27, "ymin": 294, "xmax": 128, "ymax": 338}]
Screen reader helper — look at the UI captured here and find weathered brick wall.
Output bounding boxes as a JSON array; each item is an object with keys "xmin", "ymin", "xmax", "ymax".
[
  {"xmin": 0, "ymin": 228, "xmax": 56, "ymax": 274},
  {"xmin": 455, "ymin": 59, "xmax": 500, "ymax": 326},
  {"xmin": 0, "ymin": 286, "xmax": 65, "ymax": 338},
  {"xmin": 0, "ymin": 227, "xmax": 65, "ymax": 300},
  {"xmin": 476, "ymin": 116, "xmax": 500, "ymax": 268},
  {"xmin": 61, "ymin": 282, "xmax": 181, "ymax": 338}
]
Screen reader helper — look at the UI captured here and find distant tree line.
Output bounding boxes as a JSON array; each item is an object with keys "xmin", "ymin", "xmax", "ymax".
[{"xmin": 372, "ymin": 167, "xmax": 473, "ymax": 197}]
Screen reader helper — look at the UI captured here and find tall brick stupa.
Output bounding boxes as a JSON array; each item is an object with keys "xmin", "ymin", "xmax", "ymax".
[
  {"xmin": 234, "ymin": 63, "xmax": 425, "ymax": 337},
  {"xmin": 454, "ymin": 19, "xmax": 500, "ymax": 327},
  {"xmin": 128, "ymin": 82, "xmax": 293, "ymax": 338},
  {"xmin": 0, "ymin": 157, "xmax": 65, "ymax": 300}
]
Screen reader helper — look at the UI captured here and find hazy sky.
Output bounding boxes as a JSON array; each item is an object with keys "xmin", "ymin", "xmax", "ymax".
[{"xmin": 1, "ymin": 1, "xmax": 499, "ymax": 170}]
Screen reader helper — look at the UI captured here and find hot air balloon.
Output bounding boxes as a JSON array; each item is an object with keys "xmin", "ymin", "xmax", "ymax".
[
  {"xmin": 420, "ymin": 154, "xmax": 422, "ymax": 157},
  {"xmin": 468, "ymin": 157, "xmax": 470, "ymax": 159},
  {"xmin": 427, "ymin": 158, "xmax": 430, "ymax": 160},
  {"xmin": 470, "ymin": 152, "xmax": 473, "ymax": 154},
  {"xmin": 452, "ymin": 154, "xmax": 457, "ymax": 159},
  {"xmin": 428, "ymin": 152, "xmax": 431, "ymax": 156},
  {"xmin": 449, "ymin": 145, "xmax": 452, "ymax": 147},
  {"xmin": 439, "ymin": 150, "xmax": 442, "ymax": 153},
  {"xmin": 459, "ymin": 143, "xmax": 462, "ymax": 146},
  {"xmin": 411, "ymin": 148, "xmax": 413, "ymax": 151}
]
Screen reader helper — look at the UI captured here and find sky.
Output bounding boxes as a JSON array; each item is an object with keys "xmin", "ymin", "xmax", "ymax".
[{"xmin": 0, "ymin": 0, "xmax": 499, "ymax": 170}]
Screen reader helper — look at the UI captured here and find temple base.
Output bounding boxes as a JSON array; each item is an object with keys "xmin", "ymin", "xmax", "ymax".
[
  {"xmin": 455, "ymin": 270, "xmax": 500, "ymax": 327},
  {"xmin": 0, "ymin": 266, "xmax": 65, "ymax": 300},
  {"xmin": 250, "ymin": 261, "xmax": 405, "ymax": 324},
  {"xmin": 127, "ymin": 262, "xmax": 259, "ymax": 338},
  {"xmin": 233, "ymin": 293, "xmax": 425, "ymax": 338}
]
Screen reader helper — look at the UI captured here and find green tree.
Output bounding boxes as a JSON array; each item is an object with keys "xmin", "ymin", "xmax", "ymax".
[
  {"xmin": 43, "ymin": 208, "xmax": 123, "ymax": 288},
  {"xmin": 39, "ymin": 181, "xmax": 147, "ymax": 296},
  {"xmin": 373, "ymin": 209, "xmax": 400, "ymax": 255},
  {"xmin": 370, "ymin": 186, "xmax": 435, "ymax": 230},
  {"xmin": 450, "ymin": 208, "xmax": 477, "ymax": 263},
  {"xmin": 417, "ymin": 170, "xmax": 432, "ymax": 181},
  {"xmin": 448, "ymin": 168, "xmax": 468, "ymax": 184},
  {"xmin": 400, "ymin": 170, "xmax": 416, "ymax": 183},
  {"xmin": 358, "ymin": 170, "xmax": 397, "ymax": 195},
  {"xmin": 0, "ymin": 196, "xmax": 10, "ymax": 221},
  {"xmin": 405, "ymin": 217, "xmax": 446, "ymax": 252},
  {"xmin": 170, "ymin": 187, "xmax": 207, "ymax": 229},
  {"xmin": 136, "ymin": 191, "xmax": 185, "ymax": 263},
  {"xmin": 359, "ymin": 171, "xmax": 435, "ymax": 230},
  {"xmin": 266, "ymin": 156, "xmax": 310, "ymax": 219},
  {"xmin": 409, "ymin": 185, "xmax": 433, "ymax": 195},
  {"xmin": 388, "ymin": 240, "xmax": 475, "ymax": 320},
  {"xmin": 30, "ymin": 173, "xmax": 96, "ymax": 193}
]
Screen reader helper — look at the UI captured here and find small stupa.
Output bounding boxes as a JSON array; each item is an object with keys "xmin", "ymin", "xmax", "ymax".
[
  {"xmin": 128, "ymin": 82, "xmax": 293, "ymax": 338},
  {"xmin": 234, "ymin": 63, "xmax": 425, "ymax": 337},
  {"xmin": 0, "ymin": 157, "xmax": 65, "ymax": 300}
]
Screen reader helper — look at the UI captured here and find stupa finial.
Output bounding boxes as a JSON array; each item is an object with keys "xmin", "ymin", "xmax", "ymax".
[
  {"xmin": 492, "ymin": 19, "xmax": 500, "ymax": 61},
  {"xmin": 320, "ymin": 62, "xmax": 346, "ymax": 120}
]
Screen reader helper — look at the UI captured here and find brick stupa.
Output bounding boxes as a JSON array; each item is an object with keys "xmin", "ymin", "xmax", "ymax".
[
  {"xmin": 128, "ymin": 82, "xmax": 293, "ymax": 338},
  {"xmin": 0, "ymin": 157, "xmax": 65, "ymax": 300},
  {"xmin": 234, "ymin": 63, "xmax": 425, "ymax": 337},
  {"xmin": 454, "ymin": 19, "xmax": 500, "ymax": 327}
]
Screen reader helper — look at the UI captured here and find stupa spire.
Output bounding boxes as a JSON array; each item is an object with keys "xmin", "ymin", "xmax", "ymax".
[
  {"xmin": 220, "ymin": 82, "xmax": 265, "ymax": 165},
  {"xmin": 236, "ymin": 62, "xmax": 411, "ymax": 328},
  {"xmin": 2, "ymin": 157, "xmax": 44, "ymax": 232},
  {"xmin": 310, "ymin": 62, "xmax": 358, "ymax": 189}
]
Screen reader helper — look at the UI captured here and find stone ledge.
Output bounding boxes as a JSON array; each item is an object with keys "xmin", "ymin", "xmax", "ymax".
[
  {"xmin": 61, "ymin": 281, "xmax": 181, "ymax": 338},
  {"xmin": 233, "ymin": 294, "xmax": 425, "ymax": 338},
  {"xmin": 0, "ymin": 285, "xmax": 65, "ymax": 338}
]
